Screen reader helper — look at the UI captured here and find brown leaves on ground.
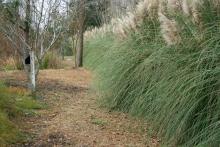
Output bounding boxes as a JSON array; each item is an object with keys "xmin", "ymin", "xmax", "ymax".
[{"xmin": 0, "ymin": 69, "xmax": 159, "ymax": 147}]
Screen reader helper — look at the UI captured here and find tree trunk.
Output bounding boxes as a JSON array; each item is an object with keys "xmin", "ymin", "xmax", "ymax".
[
  {"xmin": 61, "ymin": 47, "xmax": 64, "ymax": 60},
  {"xmin": 30, "ymin": 50, "xmax": 36, "ymax": 92},
  {"xmin": 75, "ymin": 29, "xmax": 84, "ymax": 67},
  {"xmin": 25, "ymin": 0, "xmax": 36, "ymax": 93},
  {"xmin": 75, "ymin": 0, "xmax": 85, "ymax": 68}
]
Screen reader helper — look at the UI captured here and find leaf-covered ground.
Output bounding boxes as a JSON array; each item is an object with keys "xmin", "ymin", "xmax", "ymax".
[{"xmin": 0, "ymin": 64, "xmax": 159, "ymax": 147}]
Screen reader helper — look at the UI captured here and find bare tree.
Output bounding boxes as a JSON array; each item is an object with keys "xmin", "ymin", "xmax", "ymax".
[{"xmin": 0, "ymin": 0, "xmax": 63, "ymax": 93}]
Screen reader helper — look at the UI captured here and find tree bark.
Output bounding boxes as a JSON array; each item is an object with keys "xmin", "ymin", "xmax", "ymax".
[
  {"xmin": 76, "ymin": 29, "xmax": 83, "ymax": 67},
  {"xmin": 25, "ymin": 0, "xmax": 36, "ymax": 93},
  {"xmin": 25, "ymin": 0, "xmax": 31, "ymax": 46},
  {"xmin": 75, "ymin": 0, "xmax": 85, "ymax": 68},
  {"xmin": 30, "ymin": 50, "xmax": 36, "ymax": 92},
  {"xmin": 61, "ymin": 47, "xmax": 64, "ymax": 60}
]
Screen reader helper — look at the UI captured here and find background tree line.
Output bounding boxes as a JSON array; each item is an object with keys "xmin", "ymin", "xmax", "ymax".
[{"xmin": 0, "ymin": 0, "xmax": 138, "ymax": 92}]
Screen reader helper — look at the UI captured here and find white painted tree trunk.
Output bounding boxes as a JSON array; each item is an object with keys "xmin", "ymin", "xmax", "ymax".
[{"xmin": 30, "ymin": 50, "xmax": 36, "ymax": 92}]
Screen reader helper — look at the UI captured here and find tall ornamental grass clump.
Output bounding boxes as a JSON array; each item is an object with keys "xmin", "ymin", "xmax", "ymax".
[{"xmin": 85, "ymin": 0, "xmax": 220, "ymax": 146}]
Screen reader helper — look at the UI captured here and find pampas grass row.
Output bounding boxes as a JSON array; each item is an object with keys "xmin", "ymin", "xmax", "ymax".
[
  {"xmin": 85, "ymin": 0, "xmax": 218, "ymax": 44},
  {"xmin": 85, "ymin": 0, "xmax": 220, "ymax": 146}
]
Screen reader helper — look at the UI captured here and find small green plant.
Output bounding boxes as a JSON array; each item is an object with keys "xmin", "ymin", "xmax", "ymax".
[
  {"xmin": 90, "ymin": 115, "xmax": 108, "ymax": 126},
  {"xmin": 0, "ymin": 82, "xmax": 43, "ymax": 145}
]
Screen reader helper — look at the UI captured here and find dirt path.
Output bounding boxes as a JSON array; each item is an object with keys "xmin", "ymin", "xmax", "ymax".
[{"xmin": 0, "ymin": 69, "xmax": 158, "ymax": 147}]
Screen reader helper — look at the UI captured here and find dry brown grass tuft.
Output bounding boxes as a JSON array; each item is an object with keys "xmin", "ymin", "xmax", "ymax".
[
  {"xmin": 6, "ymin": 87, "xmax": 29, "ymax": 95},
  {"xmin": 0, "ymin": 57, "xmax": 22, "ymax": 70}
]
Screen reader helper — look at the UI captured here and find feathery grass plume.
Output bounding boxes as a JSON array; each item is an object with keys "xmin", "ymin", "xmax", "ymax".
[
  {"xmin": 133, "ymin": 0, "xmax": 159, "ymax": 24},
  {"xmin": 148, "ymin": 0, "xmax": 160, "ymax": 17},
  {"xmin": 182, "ymin": 0, "xmax": 191, "ymax": 16},
  {"xmin": 135, "ymin": 0, "xmax": 149, "ymax": 25},
  {"xmin": 85, "ymin": 0, "xmax": 160, "ymax": 40},
  {"xmin": 85, "ymin": 24, "xmax": 109, "ymax": 39},
  {"xmin": 191, "ymin": 0, "xmax": 203, "ymax": 24},
  {"xmin": 158, "ymin": 12, "xmax": 181, "ymax": 45},
  {"xmin": 122, "ymin": 12, "xmax": 136, "ymax": 31},
  {"xmin": 113, "ymin": 18, "xmax": 126, "ymax": 38},
  {"xmin": 176, "ymin": 0, "xmax": 203, "ymax": 25},
  {"xmin": 167, "ymin": 0, "xmax": 182, "ymax": 12},
  {"xmin": 114, "ymin": 0, "xmax": 160, "ymax": 38}
]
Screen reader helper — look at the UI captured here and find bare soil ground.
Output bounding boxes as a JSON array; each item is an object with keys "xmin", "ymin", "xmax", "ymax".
[{"xmin": 0, "ymin": 67, "xmax": 158, "ymax": 147}]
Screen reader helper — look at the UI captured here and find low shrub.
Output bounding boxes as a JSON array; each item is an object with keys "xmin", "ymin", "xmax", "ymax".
[{"xmin": 40, "ymin": 52, "xmax": 63, "ymax": 69}]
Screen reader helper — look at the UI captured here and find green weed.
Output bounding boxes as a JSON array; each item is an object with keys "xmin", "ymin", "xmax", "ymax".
[
  {"xmin": 0, "ymin": 82, "xmax": 42, "ymax": 145},
  {"xmin": 91, "ymin": 117, "xmax": 108, "ymax": 126}
]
